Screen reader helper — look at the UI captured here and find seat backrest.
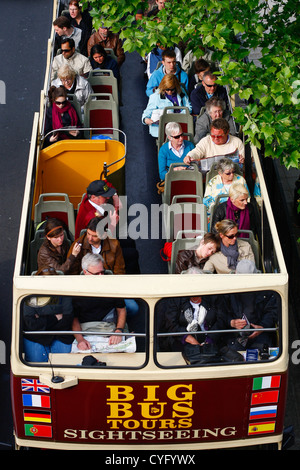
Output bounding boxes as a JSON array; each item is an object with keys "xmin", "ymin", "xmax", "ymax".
[
  {"xmin": 83, "ymin": 94, "xmax": 119, "ymax": 139},
  {"xmin": 67, "ymin": 93, "xmax": 81, "ymax": 116},
  {"xmin": 163, "ymin": 163, "xmax": 203, "ymax": 206},
  {"xmin": 209, "ymin": 194, "xmax": 229, "ymax": 225},
  {"xmin": 88, "ymin": 70, "xmax": 118, "ymax": 105},
  {"xmin": 34, "ymin": 193, "xmax": 75, "ymax": 239},
  {"xmin": 157, "ymin": 106, "xmax": 194, "ymax": 151},
  {"xmin": 104, "ymin": 48, "xmax": 118, "ymax": 63},
  {"xmin": 238, "ymin": 229, "xmax": 260, "ymax": 269},
  {"xmin": 169, "ymin": 230, "xmax": 206, "ymax": 273},
  {"xmin": 165, "ymin": 202, "xmax": 208, "ymax": 242}
]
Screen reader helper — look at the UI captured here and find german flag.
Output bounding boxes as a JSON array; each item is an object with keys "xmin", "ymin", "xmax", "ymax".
[{"xmin": 23, "ymin": 409, "xmax": 51, "ymax": 423}]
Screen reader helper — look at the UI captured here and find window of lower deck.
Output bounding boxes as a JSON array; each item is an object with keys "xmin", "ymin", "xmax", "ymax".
[
  {"xmin": 20, "ymin": 295, "xmax": 148, "ymax": 368},
  {"xmin": 154, "ymin": 291, "xmax": 282, "ymax": 368}
]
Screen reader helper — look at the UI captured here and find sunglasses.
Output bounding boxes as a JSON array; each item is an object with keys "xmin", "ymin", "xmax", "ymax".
[
  {"xmin": 165, "ymin": 88, "xmax": 176, "ymax": 92},
  {"xmin": 203, "ymin": 82, "xmax": 217, "ymax": 87},
  {"xmin": 172, "ymin": 133, "xmax": 183, "ymax": 139},
  {"xmin": 224, "ymin": 170, "xmax": 235, "ymax": 175},
  {"xmin": 225, "ymin": 233, "xmax": 238, "ymax": 239},
  {"xmin": 55, "ymin": 100, "xmax": 68, "ymax": 106},
  {"xmin": 86, "ymin": 269, "xmax": 105, "ymax": 275},
  {"xmin": 61, "ymin": 48, "xmax": 72, "ymax": 53}
]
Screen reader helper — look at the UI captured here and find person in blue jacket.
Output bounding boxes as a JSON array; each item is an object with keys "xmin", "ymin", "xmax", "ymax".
[
  {"xmin": 142, "ymin": 74, "xmax": 192, "ymax": 138},
  {"xmin": 158, "ymin": 122, "xmax": 195, "ymax": 180},
  {"xmin": 146, "ymin": 48, "xmax": 189, "ymax": 97}
]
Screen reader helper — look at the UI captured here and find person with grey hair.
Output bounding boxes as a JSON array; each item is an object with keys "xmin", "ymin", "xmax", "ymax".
[
  {"xmin": 51, "ymin": 64, "xmax": 93, "ymax": 109},
  {"xmin": 157, "ymin": 122, "xmax": 195, "ymax": 181},
  {"xmin": 194, "ymin": 97, "xmax": 236, "ymax": 144},
  {"xmin": 81, "ymin": 253, "xmax": 105, "ymax": 275},
  {"xmin": 203, "ymin": 158, "xmax": 249, "ymax": 219}
]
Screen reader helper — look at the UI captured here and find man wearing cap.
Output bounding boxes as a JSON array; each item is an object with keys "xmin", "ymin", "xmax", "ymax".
[
  {"xmin": 87, "ymin": 24, "xmax": 125, "ymax": 66},
  {"xmin": 75, "ymin": 180, "xmax": 120, "ymax": 239}
]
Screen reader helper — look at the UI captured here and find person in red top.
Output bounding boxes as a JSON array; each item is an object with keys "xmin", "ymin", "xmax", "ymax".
[{"xmin": 75, "ymin": 179, "xmax": 121, "ymax": 239}]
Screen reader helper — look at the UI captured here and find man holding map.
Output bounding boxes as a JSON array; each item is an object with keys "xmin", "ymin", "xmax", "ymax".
[{"xmin": 184, "ymin": 118, "xmax": 244, "ymax": 171}]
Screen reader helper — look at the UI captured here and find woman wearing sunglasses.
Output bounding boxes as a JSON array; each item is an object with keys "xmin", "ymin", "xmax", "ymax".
[
  {"xmin": 203, "ymin": 219, "xmax": 255, "ymax": 274},
  {"xmin": 158, "ymin": 121, "xmax": 195, "ymax": 181},
  {"xmin": 44, "ymin": 85, "xmax": 82, "ymax": 147},
  {"xmin": 142, "ymin": 74, "xmax": 191, "ymax": 137}
]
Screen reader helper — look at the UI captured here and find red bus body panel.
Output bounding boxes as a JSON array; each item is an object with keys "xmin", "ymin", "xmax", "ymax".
[{"xmin": 11, "ymin": 372, "xmax": 288, "ymax": 447}]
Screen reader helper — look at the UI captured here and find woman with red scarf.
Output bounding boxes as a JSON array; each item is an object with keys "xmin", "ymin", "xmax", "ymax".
[
  {"xmin": 211, "ymin": 182, "xmax": 258, "ymax": 238},
  {"xmin": 44, "ymin": 85, "xmax": 82, "ymax": 146}
]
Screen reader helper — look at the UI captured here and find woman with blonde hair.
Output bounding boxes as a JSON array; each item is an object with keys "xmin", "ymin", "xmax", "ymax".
[
  {"xmin": 51, "ymin": 64, "xmax": 93, "ymax": 108},
  {"xmin": 203, "ymin": 219, "xmax": 255, "ymax": 273},
  {"xmin": 211, "ymin": 182, "xmax": 258, "ymax": 237},
  {"xmin": 142, "ymin": 74, "xmax": 192, "ymax": 137}
]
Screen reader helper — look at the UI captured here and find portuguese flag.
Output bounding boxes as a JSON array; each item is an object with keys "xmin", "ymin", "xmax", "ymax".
[{"xmin": 24, "ymin": 424, "xmax": 52, "ymax": 438}]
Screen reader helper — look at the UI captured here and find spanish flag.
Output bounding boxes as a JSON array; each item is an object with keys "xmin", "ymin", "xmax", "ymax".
[{"xmin": 248, "ymin": 421, "xmax": 276, "ymax": 435}]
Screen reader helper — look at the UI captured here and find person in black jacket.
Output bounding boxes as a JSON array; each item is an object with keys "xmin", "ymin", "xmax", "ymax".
[
  {"xmin": 190, "ymin": 71, "xmax": 229, "ymax": 116},
  {"xmin": 23, "ymin": 268, "xmax": 74, "ymax": 362},
  {"xmin": 157, "ymin": 268, "xmax": 226, "ymax": 352}
]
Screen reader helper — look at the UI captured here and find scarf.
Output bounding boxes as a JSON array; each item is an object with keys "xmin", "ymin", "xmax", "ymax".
[
  {"xmin": 166, "ymin": 92, "xmax": 180, "ymax": 111},
  {"xmin": 51, "ymin": 101, "xmax": 79, "ymax": 137},
  {"xmin": 185, "ymin": 302, "xmax": 207, "ymax": 332},
  {"xmin": 221, "ymin": 240, "xmax": 239, "ymax": 270},
  {"xmin": 226, "ymin": 198, "xmax": 250, "ymax": 238}
]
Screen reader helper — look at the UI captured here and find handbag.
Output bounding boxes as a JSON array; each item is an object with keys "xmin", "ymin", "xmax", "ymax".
[
  {"xmin": 156, "ymin": 180, "xmax": 165, "ymax": 194},
  {"xmin": 182, "ymin": 342, "xmax": 221, "ymax": 365},
  {"xmin": 160, "ymin": 241, "xmax": 172, "ymax": 262}
]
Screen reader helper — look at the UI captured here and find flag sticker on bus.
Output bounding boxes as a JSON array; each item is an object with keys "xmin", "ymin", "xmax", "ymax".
[
  {"xmin": 24, "ymin": 424, "xmax": 52, "ymax": 438},
  {"xmin": 22, "ymin": 394, "xmax": 51, "ymax": 408},
  {"xmin": 251, "ymin": 390, "xmax": 279, "ymax": 405},
  {"xmin": 248, "ymin": 421, "xmax": 276, "ymax": 435},
  {"xmin": 249, "ymin": 405, "xmax": 278, "ymax": 420},
  {"xmin": 23, "ymin": 409, "xmax": 52, "ymax": 423},
  {"xmin": 21, "ymin": 378, "xmax": 50, "ymax": 393},
  {"xmin": 252, "ymin": 375, "xmax": 281, "ymax": 390}
]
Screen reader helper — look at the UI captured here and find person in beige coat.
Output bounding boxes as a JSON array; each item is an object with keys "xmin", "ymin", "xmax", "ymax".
[{"xmin": 203, "ymin": 219, "xmax": 255, "ymax": 274}]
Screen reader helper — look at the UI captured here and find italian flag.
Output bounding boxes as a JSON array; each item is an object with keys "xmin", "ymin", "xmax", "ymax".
[{"xmin": 252, "ymin": 375, "xmax": 281, "ymax": 391}]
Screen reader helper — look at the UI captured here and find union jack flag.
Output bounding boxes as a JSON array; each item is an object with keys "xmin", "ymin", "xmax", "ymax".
[{"xmin": 21, "ymin": 378, "xmax": 50, "ymax": 394}]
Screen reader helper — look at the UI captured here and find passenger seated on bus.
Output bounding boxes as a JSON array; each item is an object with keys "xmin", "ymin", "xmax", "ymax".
[
  {"xmin": 203, "ymin": 158, "xmax": 249, "ymax": 226},
  {"xmin": 75, "ymin": 180, "xmax": 121, "ymax": 239},
  {"xmin": 80, "ymin": 252, "xmax": 139, "ymax": 320},
  {"xmin": 51, "ymin": 38, "xmax": 92, "ymax": 81},
  {"xmin": 194, "ymin": 97, "xmax": 236, "ymax": 144},
  {"xmin": 44, "ymin": 85, "xmax": 83, "ymax": 147},
  {"xmin": 203, "ymin": 219, "xmax": 255, "ymax": 274},
  {"xmin": 67, "ymin": 217, "xmax": 126, "ymax": 275},
  {"xmin": 142, "ymin": 74, "xmax": 191, "ymax": 138},
  {"xmin": 184, "ymin": 118, "xmax": 245, "ymax": 165},
  {"xmin": 51, "ymin": 64, "xmax": 93, "ymax": 109},
  {"xmin": 190, "ymin": 71, "xmax": 229, "ymax": 116},
  {"xmin": 87, "ymin": 23, "xmax": 125, "ymax": 67},
  {"xmin": 37, "ymin": 218, "xmax": 82, "ymax": 274},
  {"xmin": 23, "ymin": 267, "xmax": 74, "ymax": 362},
  {"xmin": 158, "ymin": 122, "xmax": 195, "ymax": 181},
  {"xmin": 146, "ymin": 44, "xmax": 182, "ymax": 80},
  {"xmin": 89, "ymin": 44, "xmax": 120, "ymax": 82},
  {"xmin": 188, "ymin": 58, "xmax": 210, "ymax": 96},
  {"xmin": 175, "ymin": 232, "xmax": 220, "ymax": 274},
  {"xmin": 158, "ymin": 267, "xmax": 226, "ymax": 353},
  {"xmin": 147, "ymin": 0, "xmax": 168, "ymax": 18},
  {"xmin": 211, "ymin": 183, "xmax": 259, "ymax": 238},
  {"xmin": 222, "ymin": 260, "xmax": 279, "ymax": 351},
  {"xmin": 145, "ymin": 48, "xmax": 189, "ymax": 97},
  {"xmin": 72, "ymin": 254, "xmax": 127, "ymax": 349},
  {"xmin": 64, "ymin": 1, "xmax": 93, "ymax": 57},
  {"xmin": 53, "ymin": 15, "xmax": 82, "ymax": 55}
]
